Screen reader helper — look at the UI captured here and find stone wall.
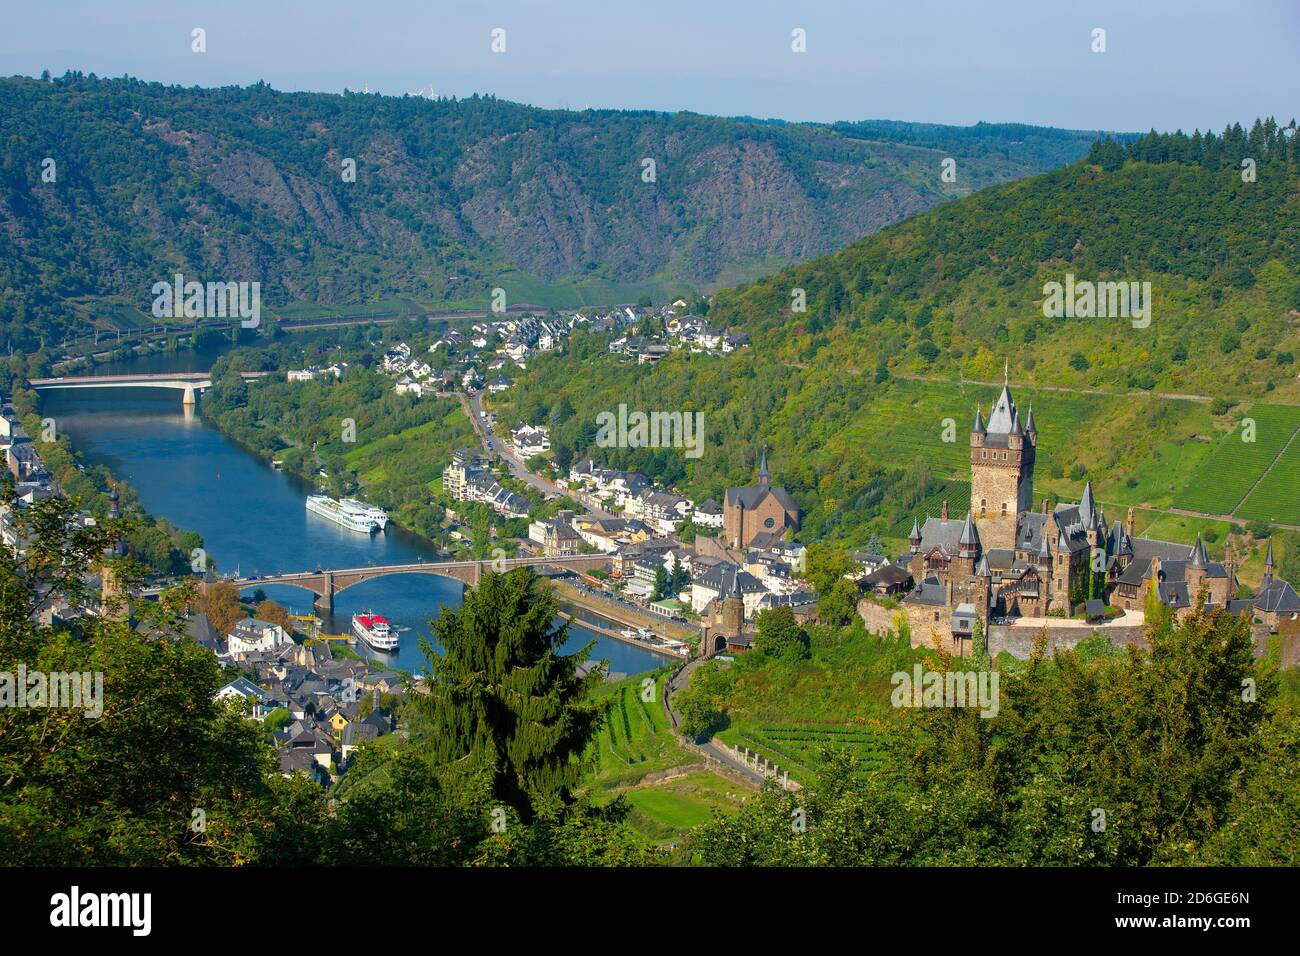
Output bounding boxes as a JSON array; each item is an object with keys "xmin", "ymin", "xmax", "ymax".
[
  {"xmin": 986, "ymin": 622, "xmax": 1148, "ymax": 658},
  {"xmin": 858, "ymin": 598, "xmax": 953, "ymax": 649}
]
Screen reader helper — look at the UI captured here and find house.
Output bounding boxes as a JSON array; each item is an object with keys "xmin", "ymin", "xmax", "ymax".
[
  {"xmin": 227, "ymin": 618, "xmax": 290, "ymax": 658},
  {"xmin": 693, "ymin": 498, "xmax": 724, "ymax": 529},
  {"xmin": 529, "ymin": 512, "xmax": 582, "ymax": 557},
  {"xmin": 690, "ymin": 563, "xmax": 767, "ymax": 618},
  {"xmin": 215, "ymin": 677, "xmax": 273, "ymax": 719},
  {"xmin": 510, "ymin": 423, "xmax": 551, "ymax": 456},
  {"xmin": 1251, "ymin": 540, "xmax": 1300, "ymax": 634},
  {"xmin": 487, "ymin": 374, "xmax": 514, "ymax": 393}
]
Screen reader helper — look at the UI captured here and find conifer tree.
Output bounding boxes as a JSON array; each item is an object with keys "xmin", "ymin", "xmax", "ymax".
[{"xmin": 415, "ymin": 569, "xmax": 607, "ymax": 822}]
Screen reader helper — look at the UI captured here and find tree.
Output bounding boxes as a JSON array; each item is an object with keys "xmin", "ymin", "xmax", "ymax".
[
  {"xmin": 256, "ymin": 599, "xmax": 294, "ymax": 633},
  {"xmin": 0, "ymin": 485, "xmax": 322, "ymax": 864},
  {"xmin": 653, "ymin": 562, "xmax": 669, "ymax": 601},
  {"xmin": 818, "ymin": 578, "xmax": 860, "ymax": 627},
  {"xmin": 692, "ymin": 601, "xmax": 1278, "ymax": 866},
  {"xmin": 199, "ymin": 581, "xmax": 245, "ymax": 638},
  {"xmin": 803, "ymin": 544, "xmax": 854, "ymax": 597},
  {"xmin": 411, "ymin": 569, "xmax": 607, "ymax": 822},
  {"xmin": 753, "ymin": 607, "xmax": 808, "ymax": 662}
]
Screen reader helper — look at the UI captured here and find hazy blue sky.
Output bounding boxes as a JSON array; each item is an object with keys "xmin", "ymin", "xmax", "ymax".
[{"xmin": 2, "ymin": 0, "xmax": 1296, "ymax": 131}]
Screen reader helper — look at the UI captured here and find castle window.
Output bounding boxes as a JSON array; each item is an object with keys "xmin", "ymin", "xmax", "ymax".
[
  {"xmin": 934, "ymin": 612, "xmax": 940, "ymax": 622},
  {"xmin": 1001, "ymin": 502, "xmax": 1007, "ymax": 515}
]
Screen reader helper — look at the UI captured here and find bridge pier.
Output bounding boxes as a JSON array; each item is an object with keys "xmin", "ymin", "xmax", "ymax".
[
  {"xmin": 314, "ymin": 572, "xmax": 334, "ymax": 615},
  {"xmin": 182, "ymin": 384, "xmax": 197, "ymax": 407}
]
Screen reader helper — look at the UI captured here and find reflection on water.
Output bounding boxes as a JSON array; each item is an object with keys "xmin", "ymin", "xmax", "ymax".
[{"xmin": 43, "ymin": 386, "xmax": 668, "ymax": 676}]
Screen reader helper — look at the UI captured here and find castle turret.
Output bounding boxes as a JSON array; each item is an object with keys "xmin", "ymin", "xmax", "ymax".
[
  {"xmin": 101, "ymin": 488, "xmax": 127, "ymax": 622},
  {"xmin": 1263, "ymin": 538, "xmax": 1275, "ymax": 585},
  {"xmin": 908, "ymin": 517, "xmax": 922, "ymax": 555},
  {"xmin": 969, "ymin": 369, "xmax": 1036, "ymax": 550}
]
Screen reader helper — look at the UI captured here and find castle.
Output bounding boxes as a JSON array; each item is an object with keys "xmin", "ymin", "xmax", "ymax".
[{"xmin": 898, "ymin": 370, "xmax": 1238, "ymax": 647}]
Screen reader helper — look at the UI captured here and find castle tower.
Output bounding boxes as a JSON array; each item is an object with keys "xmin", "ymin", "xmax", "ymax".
[
  {"xmin": 970, "ymin": 366, "xmax": 1036, "ymax": 550},
  {"xmin": 100, "ymin": 488, "xmax": 128, "ymax": 622}
]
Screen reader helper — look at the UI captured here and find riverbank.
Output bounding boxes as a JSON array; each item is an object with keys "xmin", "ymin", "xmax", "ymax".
[{"xmin": 552, "ymin": 579, "xmax": 697, "ymax": 645}]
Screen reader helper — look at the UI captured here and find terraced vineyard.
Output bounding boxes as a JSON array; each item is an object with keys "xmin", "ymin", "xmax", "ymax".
[
  {"xmin": 1236, "ymin": 425, "xmax": 1300, "ymax": 525},
  {"xmin": 734, "ymin": 723, "xmax": 888, "ymax": 786},
  {"xmin": 886, "ymin": 479, "xmax": 972, "ymax": 536},
  {"xmin": 1174, "ymin": 404, "xmax": 1300, "ymax": 516},
  {"xmin": 594, "ymin": 675, "xmax": 671, "ymax": 775}
]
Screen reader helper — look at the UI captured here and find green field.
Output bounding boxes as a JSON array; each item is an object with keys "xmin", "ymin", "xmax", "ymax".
[
  {"xmin": 621, "ymin": 771, "xmax": 744, "ymax": 836},
  {"xmin": 1175, "ymin": 404, "xmax": 1300, "ymax": 515},
  {"xmin": 1237, "ymin": 428, "xmax": 1300, "ymax": 525}
]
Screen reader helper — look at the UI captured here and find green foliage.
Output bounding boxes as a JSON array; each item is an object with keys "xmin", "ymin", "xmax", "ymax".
[
  {"xmin": 0, "ymin": 488, "xmax": 324, "ymax": 864},
  {"xmin": 753, "ymin": 607, "xmax": 810, "ymax": 663},
  {"xmin": 410, "ymin": 569, "xmax": 608, "ymax": 822},
  {"xmin": 692, "ymin": 604, "xmax": 1286, "ymax": 865},
  {"xmin": 0, "ymin": 75, "xmax": 1094, "ymax": 350}
]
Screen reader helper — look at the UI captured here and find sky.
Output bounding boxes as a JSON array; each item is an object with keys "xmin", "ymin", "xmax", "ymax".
[{"xmin": 2, "ymin": 0, "xmax": 1297, "ymax": 132}]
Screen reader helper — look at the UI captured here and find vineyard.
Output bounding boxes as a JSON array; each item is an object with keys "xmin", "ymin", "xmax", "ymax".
[
  {"xmin": 1174, "ymin": 404, "xmax": 1300, "ymax": 516},
  {"xmin": 1236, "ymin": 426, "xmax": 1300, "ymax": 525},
  {"xmin": 728, "ymin": 722, "xmax": 888, "ymax": 786}
]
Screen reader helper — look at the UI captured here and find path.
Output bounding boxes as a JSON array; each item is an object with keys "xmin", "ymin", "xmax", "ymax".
[{"xmin": 662, "ymin": 658, "xmax": 767, "ymax": 787}]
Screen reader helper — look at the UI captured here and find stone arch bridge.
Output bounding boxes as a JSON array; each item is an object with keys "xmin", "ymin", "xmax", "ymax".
[{"xmin": 215, "ymin": 554, "xmax": 613, "ymax": 614}]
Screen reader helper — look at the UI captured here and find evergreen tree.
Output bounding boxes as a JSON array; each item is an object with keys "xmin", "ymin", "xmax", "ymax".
[
  {"xmin": 653, "ymin": 562, "xmax": 670, "ymax": 601},
  {"xmin": 413, "ymin": 569, "xmax": 607, "ymax": 822}
]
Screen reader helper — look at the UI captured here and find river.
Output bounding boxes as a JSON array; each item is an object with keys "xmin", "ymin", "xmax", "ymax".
[{"xmin": 42, "ymin": 364, "xmax": 669, "ymax": 677}]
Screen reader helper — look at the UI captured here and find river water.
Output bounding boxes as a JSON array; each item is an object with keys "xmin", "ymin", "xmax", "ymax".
[{"xmin": 42, "ymin": 366, "xmax": 667, "ymax": 677}]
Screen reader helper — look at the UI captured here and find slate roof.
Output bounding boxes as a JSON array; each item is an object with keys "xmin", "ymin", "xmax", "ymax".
[
  {"xmin": 906, "ymin": 575, "xmax": 950, "ymax": 607},
  {"xmin": 1255, "ymin": 578, "xmax": 1300, "ymax": 614},
  {"xmin": 724, "ymin": 484, "xmax": 798, "ymax": 512},
  {"xmin": 696, "ymin": 563, "xmax": 765, "ymax": 596},
  {"xmin": 916, "ymin": 515, "xmax": 966, "ymax": 557}
]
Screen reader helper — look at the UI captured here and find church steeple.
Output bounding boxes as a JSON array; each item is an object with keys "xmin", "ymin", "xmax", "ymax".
[
  {"xmin": 757, "ymin": 448, "xmax": 770, "ymax": 487},
  {"xmin": 1263, "ymin": 537, "xmax": 1274, "ymax": 584}
]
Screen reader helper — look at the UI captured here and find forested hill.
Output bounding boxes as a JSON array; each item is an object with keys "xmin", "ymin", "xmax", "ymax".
[
  {"xmin": 0, "ymin": 72, "xmax": 1103, "ymax": 349},
  {"xmin": 493, "ymin": 121, "xmax": 1300, "ymax": 553}
]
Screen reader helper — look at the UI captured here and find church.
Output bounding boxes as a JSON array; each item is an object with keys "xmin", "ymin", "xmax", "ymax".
[
  {"xmin": 899, "ymin": 370, "xmax": 1238, "ymax": 646},
  {"xmin": 723, "ymin": 449, "xmax": 800, "ymax": 549}
]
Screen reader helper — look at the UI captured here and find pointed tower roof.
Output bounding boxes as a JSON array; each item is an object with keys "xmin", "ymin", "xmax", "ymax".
[
  {"xmin": 1009, "ymin": 410, "xmax": 1023, "ymax": 437},
  {"xmin": 959, "ymin": 512, "xmax": 980, "ymax": 549},
  {"xmin": 975, "ymin": 554, "xmax": 991, "ymax": 577},
  {"xmin": 1264, "ymin": 538, "xmax": 1275, "ymax": 582},
  {"xmin": 1024, "ymin": 405, "xmax": 1037, "ymax": 435},
  {"xmin": 972, "ymin": 404, "xmax": 986, "ymax": 435},
  {"xmin": 1079, "ymin": 481, "xmax": 1096, "ymax": 529},
  {"xmin": 1189, "ymin": 535, "xmax": 1209, "ymax": 570},
  {"xmin": 909, "ymin": 517, "xmax": 921, "ymax": 542},
  {"xmin": 1038, "ymin": 529, "xmax": 1051, "ymax": 558},
  {"xmin": 757, "ymin": 447, "xmax": 770, "ymax": 486},
  {"xmin": 986, "ymin": 376, "xmax": 1018, "ymax": 433}
]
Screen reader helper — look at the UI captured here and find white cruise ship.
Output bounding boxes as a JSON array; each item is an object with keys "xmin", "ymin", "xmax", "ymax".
[
  {"xmin": 305, "ymin": 494, "xmax": 379, "ymax": 533},
  {"xmin": 341, "ymin": 498, "xmax": 389, "ymax": 530},
  {"xmin": 352, "ymin": 611, "xmax": 399, "ymax": 652}
]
